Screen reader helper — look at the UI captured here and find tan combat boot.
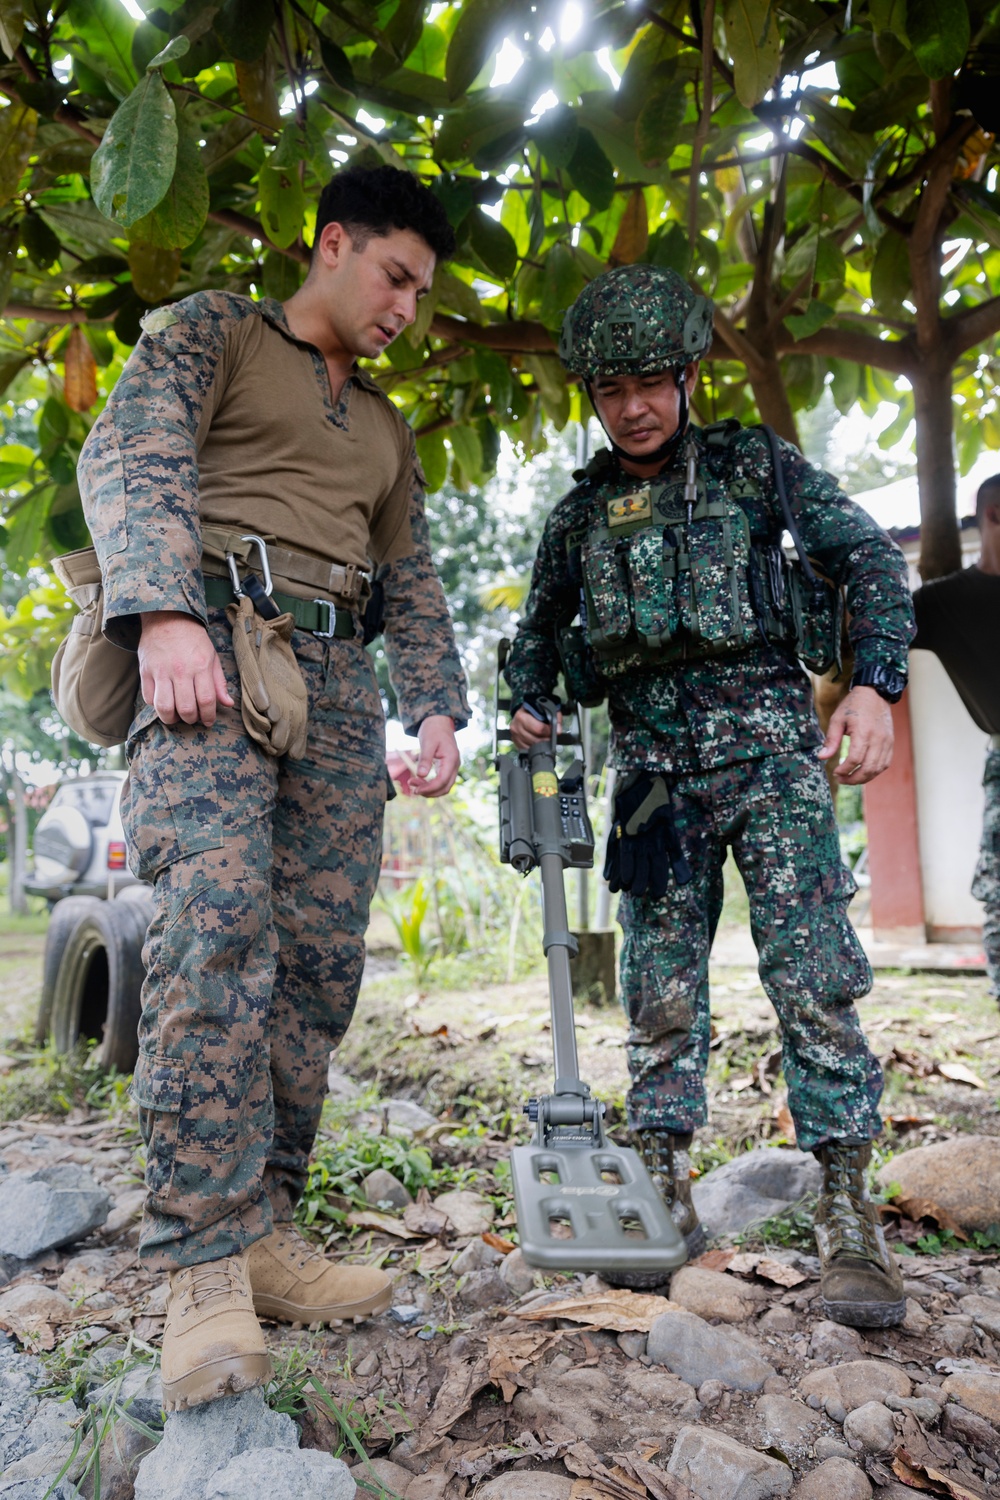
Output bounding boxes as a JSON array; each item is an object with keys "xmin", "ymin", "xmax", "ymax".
[
  {"xmin": 813, "ymin": 1141, "xmax": 905, "ymax": 1329},
  {"xmin": 248, "ymin": 1224, "xmax": 392, "ymax": 1326},
  {"xmin": 161, "ymin": 1251, "xmax": 272, "ymax": 1412},
  {"xmin": 605, "ymin": 1130, "xmax": 704, "ymax": 1288}
]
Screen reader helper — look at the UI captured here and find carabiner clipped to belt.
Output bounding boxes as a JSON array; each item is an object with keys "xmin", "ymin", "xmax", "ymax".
[{"xmin": 226, "ymin": 534, "xmax": 281, "ymax": 621}]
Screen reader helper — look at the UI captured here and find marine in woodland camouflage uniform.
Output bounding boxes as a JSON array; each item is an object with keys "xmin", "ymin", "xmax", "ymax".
[
  {"xmin": 975, "ymin": 753, "xmax": 1000, "ymax": 998},
  {"xmin": 508, "ymin": 265, "xmax": 914, "ymax": 1324},
  {"xmin": 78, "ymin": 173, "xmax": 469, "ymax": 1276}
]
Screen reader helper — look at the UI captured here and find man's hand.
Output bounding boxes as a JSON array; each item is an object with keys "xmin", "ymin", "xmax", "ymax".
[
  {"xmin": 410, "ymin": 714, "xmax": 460, "ymax": 797},
  {"xmin": 138, "ymin": 611, "xmax": 234, "ymax": 727},
  {"xmin": 817, "ymin": 685, "xmax": 894, "ymax": 785},
  {"xmin": 510, "ymin": 705, "xmax": 563, "ymax": 750}
]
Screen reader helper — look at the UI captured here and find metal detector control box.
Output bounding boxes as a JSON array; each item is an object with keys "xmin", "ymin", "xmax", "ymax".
[{"xmin": 494, "ymin": 641, "xmax": 687, "ymax": 1276}]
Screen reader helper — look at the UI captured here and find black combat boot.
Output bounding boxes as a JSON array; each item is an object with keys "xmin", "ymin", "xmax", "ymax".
[
  {"xmin": 605, "ymin": 1130, "xmax": 705, "ymax": 1289},
  {"xmin": 813, "ymin": 1141, "xmax": 905, "ymax": 1328}
]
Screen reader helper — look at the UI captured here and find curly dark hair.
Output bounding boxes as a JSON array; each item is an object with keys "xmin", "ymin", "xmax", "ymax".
[{"xmin": 313, "ymin": 163, "xmax": 455, "ymax": 262}]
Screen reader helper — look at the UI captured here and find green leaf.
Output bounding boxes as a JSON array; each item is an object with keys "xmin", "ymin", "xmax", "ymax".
[
  {"xmin": 91, "ymin": 71, "xmax": 179, "ymax": 228},
  {"xmin": 436, "ymin": 269, "xmax": 483, "ymax": 321},
  {"xmin": 870, "ymin": 230, "xmax": 911, "ymax": 318},
  {"xmin": 4, "ymin": 486, "xmax": 51, "ymax": 575},
  {"xmin": 906, "ymin": 0, "xmax": 970, "ymax": 80},
  {"xmin": 476, "ymin": 414, "xmax": 500, "ymax": 477},
  {"xmin": 540, "ymin": 242, "xmax": 586, "ymax": 325},
  {"xmin": 128, "ymin": 240, "xmax": 181, "ymax": 301},
  {"xmin": 635, "ymin": 82, "xmax": 686, "ymax": 168},
  {"xmin": 785, "ymin": 300, "xmax": 836, "ymax": 340},
  {"xmin": 0, "ymin": 0, "xmax": 24, "ymax": 60},
  {"xmin": 20, "ymin": 212, "xmax": 61, "ymax": 270},
  {"xmin": 445, "ymin": 0, "xmax": 515, "ymax": 99},
  {"xmin": 616, "ymin": 25, "xmax": 679, "ymax": 122},
  {"xmin": 113, "ymin": 290, "xmax": 152, "ymax": 346},
  {"xmin": 146, "ymin": 35, "xmax": 191, "ymax": 71},
  {"xmin": 258, "ymin": 162, "xmax": 306, "ymax": 249},
  {"xmin": 0, "ymin": 104, "xmax": 36, "ymax": 208},
  {"xmin": 381, "ymin": 0, "xmax": 425, "ymax": 65},
  {"xmin": 448, "ymin": 423, "xmax": 483, "ymax": 480},
  {"xmin": 128, "ymin": 113, "xmax": 209, "ymax": 249},
  {"xmin": 474, "ymin": 346, "xmax": 513, "ymax": 414},
  {"xmin": 566, "ymin": 127, "xmax": 615, "ymax": 211},
  {"xmin": 835, "ymin": 46, "xmax": 884, "ymax": 107},
  {"xmin": 435, "ymin": 99, "xmax": 524, "ymax": 165},
  {"xmin": 805, "ymin": 95, "xmax": 873, "ymax": 181},
  {"xmin": 523, "ymin": 354, "xmax": 570, "ymax": 428},
  {"xmin": 468, "ymin": 208, "xmax": 517, "ymax": 280},
  {"xmin": 214, "ymin": 0, "xmax": 274, "ymax": 63},
  {"xmin": 319, "ymin": 36, "xmax": 355, "ymax": 91},
  {"xmin": 530, "ymin": 105, "xmax": 579, "ymax": 169},
  {"xmin": 261, "ymin": 249, "xmax": 302, "ymax": 300},
  {"xmin": 416, "ymin": 429, "xmax": 447, "ymax": 492},
  {"xmin": 67, "ymin": 0, "xmax": 136, "ymax": 95},
  {"xmin": 723, "ymin": 0, "xmax": 780, "ymax": 109},
  {"xmin": 39, "ymin": 397, "xmax": 69, "ymax": 448},
  {"xmin": 649, "ymin": 221, "xmax": 690, "ymax": 275},
  {"xmin": 869, "ymin": 0, "xmax": 910, "ymax": 43},
  {"xmin": 0, "ymin": 353, "xmax": 28, "ymax": 399}
]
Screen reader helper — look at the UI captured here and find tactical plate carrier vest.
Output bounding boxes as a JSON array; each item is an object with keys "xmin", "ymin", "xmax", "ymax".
[{"xmin": 558, "ymin": 422, "xmax": 843, "ymax": 707}]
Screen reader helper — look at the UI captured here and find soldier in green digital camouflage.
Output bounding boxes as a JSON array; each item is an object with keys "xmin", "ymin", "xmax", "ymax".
[
  {"xmin": 506, "ymin": 265, "xmax": 915, "ymax": 1327},
  {"xmin": 78, "ymin": 165, "xmax": 470, "ymax": 1410}
]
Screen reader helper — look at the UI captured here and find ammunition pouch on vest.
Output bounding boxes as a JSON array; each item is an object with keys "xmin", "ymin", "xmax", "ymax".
[{"xmin": 557, "ymin": 424, "xmax": 843, "ymax": 702}]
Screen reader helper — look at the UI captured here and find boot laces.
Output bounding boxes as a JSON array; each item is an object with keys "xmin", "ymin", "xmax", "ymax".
[
  {"xmin": 272, "ymin": 1226, "xmax": 322, "ymax": 1272},
  {"xmin": 823, "ymin": 1151, "xmax": 883, "ymax": 1264},
  {"xmin": 179, "ymin": 1258, "xmax": 245, "ymax": 1314}
]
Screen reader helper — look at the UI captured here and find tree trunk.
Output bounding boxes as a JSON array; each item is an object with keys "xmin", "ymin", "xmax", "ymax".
[
  {"xmin": 746, "ymin": 353, "xmax": 800, "ymax": 446},
  {"xmin": 8, "ymin": 755, "xmax": 27, "ymax": 916},
  {"xmin": 912, "ymin": 357, "xmax": 962, "ymax": 580}
]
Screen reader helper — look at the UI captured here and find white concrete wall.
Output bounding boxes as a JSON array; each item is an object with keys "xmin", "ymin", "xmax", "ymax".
[{"xmin": 908, "ymin": 649, "xmax": 989, "ymax": 936}]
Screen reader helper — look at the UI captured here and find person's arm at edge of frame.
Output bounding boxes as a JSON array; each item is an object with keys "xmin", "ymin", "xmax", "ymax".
[
  {"xmin": 377, "ymin": 459, "xmax": 469, "ymax": 798},
  {"xmin": 763, "ymin": 432, "xmax": 916, "ymax": 786},
  {"xmin": 507, "ymin": 508, "xmax": 578, "ymax": 751},
  {"xmin": 77, "ymin": 293, "xmax": 239, "ymax": 728}
]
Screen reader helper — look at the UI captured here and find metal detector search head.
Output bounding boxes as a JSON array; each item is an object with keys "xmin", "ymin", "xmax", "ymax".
[{"xmin": 494, "ymin": 642, "xmax": 687, "ymax": 1275}]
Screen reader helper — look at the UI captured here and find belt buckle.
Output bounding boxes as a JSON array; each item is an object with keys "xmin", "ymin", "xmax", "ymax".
[{"xmin": 311, "ymin": 598, "xmax": 336, "ymax": 639}]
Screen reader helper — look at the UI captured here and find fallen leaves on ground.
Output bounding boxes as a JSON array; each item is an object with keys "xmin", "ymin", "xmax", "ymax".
[
  {"xmin": 881, "ymin": 1196, "xmax": 969, "ymax": 1241},
  {"xmin": 935, "ymin": 1061, "xmax": 989, "ymax": 1090},
  {"xmin": 755, "ymin": 1256, "xmax": 808, "ymax": 1287},
  {"xmin": 487, "ymin": 1330, "xmax": 560, "ymax": 1401},
  {"xmin": 345, "ymin": 1210, "xmax": 423, "ymax": 1239},
  {"xmin": 516, "ymin": 1289, "xmax": 680, "ymax": 1332},
  {"xmin": 892, "ymin": 1450, "xmax": 991, "ymax": 1499}
]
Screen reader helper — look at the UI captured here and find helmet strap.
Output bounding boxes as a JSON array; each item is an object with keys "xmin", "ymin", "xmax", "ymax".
[{"xmin": 587, "ymin": 367, "xmax": 690, "ymax": 471}]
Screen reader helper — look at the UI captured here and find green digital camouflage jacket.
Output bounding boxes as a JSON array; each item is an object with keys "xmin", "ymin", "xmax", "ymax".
[
  {"xmin": 77, "ymin": 289, "xmax": 469, "ymax": 734},
  {"xmin": 506, "ymin": 425, "xmax": 915, "ymax": 774}
]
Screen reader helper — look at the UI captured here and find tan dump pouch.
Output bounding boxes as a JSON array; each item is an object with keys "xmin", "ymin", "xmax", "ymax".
[{"xmin": 50, "ymin": 547, "xmax": 140, "ymax": 748}]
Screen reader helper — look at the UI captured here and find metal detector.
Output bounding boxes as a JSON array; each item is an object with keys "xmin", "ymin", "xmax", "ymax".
[{"xmin": 494, "ymin": 642, "xmax": 687, "ymax": 1276}]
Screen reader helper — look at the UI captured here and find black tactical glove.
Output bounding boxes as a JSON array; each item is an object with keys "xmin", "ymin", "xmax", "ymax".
[{"xmin": 604, "ymin": 771, "xmax": 692, "ymax": 898}]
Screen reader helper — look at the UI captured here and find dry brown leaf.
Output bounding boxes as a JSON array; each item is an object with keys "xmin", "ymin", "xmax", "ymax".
[
  {"xmin": 417, "ymin": 1355, "xmax": 492, "ymax": 1445},
  {"xmin": 482, "ymin": 1232, "xmax": 516, "ymax": 1254},
  {"xmin": 892, "ymin": 1450, "xmax": 990, "ymax": 1499},
  {"xmin": 486, "ymin": 1330, "xmax": 558, "ymax": 1402},
  {"xmin": 693, "ymin": 1248, "xmax": 735, "ymax": 1271},
  {"xmin": 615, "ymin": 1454, "xmax": 677, "ymax": 1500},
  {"xmin": 725, "ymin": 1251, "xmax": 761, "ymax": 1275},
  {"xmin": 64, "ymin": 325, "xmax": 98, "ymax": 413},
  {"xmin": 935, "ymin": 1061, "xmax": 988, "ymax": 1089},
  {"xmin": 402, "ymin": 1202, "xmax": 452, "ymax": 1236},
  {"xmin": 608, "ymin": 188, "xmax": 649, "ymax": 265},
  {"xmin": 755, "ymin": 1256, "xmax": 807, "ymax": 1288},
  {"xmin": 772, "ymin": 1098, "xmax": 796, "ymax": 1142},
  {"xmin": 891, "ymin": 1196, "xmax": 969, "ymax": 1241},
  {"xmin": 516, "ymin": 1289, "xmax": 679, "ymax": 1333},
  {"xmin": 345, "ymin": 1210, "xmax": 422, "ymax": 1239}
]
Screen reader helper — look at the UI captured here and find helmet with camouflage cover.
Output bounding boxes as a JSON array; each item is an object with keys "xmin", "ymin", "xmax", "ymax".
[{"xmin": 558, "ymin": 265, "xmax": 714, "ymax": 379}]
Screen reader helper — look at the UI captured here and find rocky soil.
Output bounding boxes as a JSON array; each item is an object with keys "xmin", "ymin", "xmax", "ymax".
[{"xmin": 0, "ymin": 944, "xmax": 999, "ymax": 1499}]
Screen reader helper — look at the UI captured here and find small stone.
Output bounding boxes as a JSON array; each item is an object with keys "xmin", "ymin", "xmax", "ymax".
[
  {"xmin": 432, "ymin": 1190, "xmax": 494, "ymax": 1237},
  {"xmin": 364, "ymin": 1099, "xmax": 437, "ymax": 1136},
  {"xmin": 648, "ymin": 1308, "xmax": 775, "ymax": 1393},
  {"xmin": 758, "ymin": 1307, "xmax": 797, "ymax": 1332},
  {"xmin": 133, "ymin": 1388, "xmax": 297, "ymax": 1500},
  {"xmin": 476, "ymin": 1475, "xmax": 574, "ymax": 1499},
  {"xmin": 692, "ymin": 1148, "xmax": 822, "ymax": 1239},
  {"xmin": 326, "ymin": 1063, "xmax": 360, "ymax": 1100},
  {"xmin": 813, "ymin": 1437, "xmax": 852, "ymax": 1461},
  {"xmin": 842, "ymin": 1400, "xmax": 897, "ymax": 1453},
  {"xmin": 885, "ymin": 1394, "xmax": 941, "ymax": 1426},
  {"xmin": 667, "ymin": 1425, "xmax": 794, "ymax": 1498},
  {"xmin": 0, "ymin": 1166, "xmax": 111, "ymax": 1259},
  {"xmin": 875, "ymin": 1136, "xmax": 1000, "ymax": 1232},
  {"xmin": 407, "ymin": 1474, "xmax": 450, "ymax": 1500},
  {"xmin": 57, "ymin": 1250, "xmax": 117, "ymax": 1300},
  {"xmin": 0, "ymin": 1282, "xmax": 74, "ymax": 1330},
  {"xmin": 451, "ymin": 1238, "xmax": 502, "ymax": 1275},
  {"xmin": 89, "ymin": 1364, "xmax": 164, "ymax": 1429},
  {"xmin": 669, "ymin": 1265, "xmax": 766, "ymax": 1323},
  {"xmin": 808, "ymin": 1320, "xmax": 863, "ymax": 1363},
  {"xmin": 455, "ymin": 1268, "xmax": 508, "ymax": 1310},
  {"xmin": 205, "ymin": 1447, "xmax": 355, "ymax": 1498},
  {"xmin": 790, "ymin": 1456, "xmax": 872, "ymax": 1500},
  {"xmin": 499, "ymin": 1248, "xmax": 537, "ymax": 1296},
  {"xmin": 937, "ymin": 1316, "xmax": 973, "ymax": 1355},
  {"xmin": 362, "ymin": 1169, "xmax": 413, "ymax": 1211},
  {"xmin": 617, "ymin": 1331, "xmax": 646, "ymax": 1359},
  {"xmin": 350, "ymin": 1456, "xmax": 414, "ymax": 1495},
  {"xmin": 103, "ymin": 1186, "xmax": 146, "ymax": 1237},
  {"xmin": 941, "ymin": 1401, "xmax": 1000, "ymax": 1457},
  {"xmin": 979, "ymin": 1267, "xmax": 1000, "ymax": 1293},
  {"xmin": 942, "ymin": 1370, "xmax": 1000, "ymax": 1427},
  {"xmin": 751, "ymin": 1394, "xmax": 823, "ymax": 1463},
  {"xmin": 622, "ymin": 1365, "xmax": 701, "ymax": 1424},
  {"xmin": 901, "ymin": 1298, "xmax": 933, "ymax": 1334},
  {"xmin": 956, "ymin": 1294, "xmax": 1000, "ymax": 1338},
  {"xmin": 698, "ymin": 1380, "xmax": 725, "ymax": 1408},
  {"xmin": 799, "ymin": 1360, "xmax": 911, "ymax": 1419}
]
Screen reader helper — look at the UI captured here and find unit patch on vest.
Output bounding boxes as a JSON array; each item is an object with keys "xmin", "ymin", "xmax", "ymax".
[{"xmin": 607, "ymin": 487, "xmax": 652, "ymax": 527}]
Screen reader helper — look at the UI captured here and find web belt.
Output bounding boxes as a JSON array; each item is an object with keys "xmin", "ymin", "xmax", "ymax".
[{"xmin": 204, "ymin": 576, "xmax": 358, "ymax": 639}]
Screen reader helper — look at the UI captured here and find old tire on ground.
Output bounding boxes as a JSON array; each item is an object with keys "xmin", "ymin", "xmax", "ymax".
[
  {"xmin": 50, "ymin": 897, "xmax": 152, "ymax": 1071},
  {"xmin": 34, "ymin": 895, "xmax": 105, "ymax": 1047}
]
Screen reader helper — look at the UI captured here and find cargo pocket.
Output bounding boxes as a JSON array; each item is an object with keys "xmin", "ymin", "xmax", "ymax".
[
  {"xmin": 581, "ymin": 533, "xmax": 631, "ymax": 650},
  {"xmin": 121, "ymin": 719, "xmax": 225, "ymax": 884},
  {"xmin": 131, "ymin": 1051, "xmax": 183, "ymax": 1208},
  {"xmin": 627, "ymin": 528, "xmax": 677, "ymax": 648}
]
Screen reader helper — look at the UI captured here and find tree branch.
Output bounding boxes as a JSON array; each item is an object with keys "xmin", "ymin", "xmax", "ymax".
[
  {"xmin": 711, "ymin": 308, "xmax": 766, "ymax": 376},
  {"xmin": 945, "ymin": 293, "xmax": 1000, "ymax": 359},
  {"xmin": 428, "ymin": 312, "xmax": 555, "ymax": 353},
  {"xmin": 688, "ymin": 0, "xmax": 716, "ymax": 254},
  {"xmin": 2, "ymin": 303, "xmax": 102, "ymax": 324},
  {"xmin": 775, "ymin": 322, "xmax": 915, "ymax": 374},
  {"xmin": 206, "ymin": 208, "xmax": 311, "ymax": 262},
  {"xmin": 788, "ymin": 140, "xmax": 910, "ymax": 236}
]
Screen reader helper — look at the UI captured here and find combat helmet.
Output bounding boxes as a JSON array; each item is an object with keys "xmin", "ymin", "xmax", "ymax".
[{"xmin": 559, "ymin": 265, "xmax": 714, "ymax": 379}]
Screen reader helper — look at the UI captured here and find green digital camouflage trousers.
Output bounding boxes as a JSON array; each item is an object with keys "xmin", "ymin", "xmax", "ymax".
[
  {"xmin": 121, "ymin": 610, "xmax": 386, "ymax": 1270},
  {"xmin": 972, "ymin": 747, "xmax": 1000, "ymax": 998},
  {"xmin": 618, "ymin": 751, "xmax": 882, "ymax": 1153}
]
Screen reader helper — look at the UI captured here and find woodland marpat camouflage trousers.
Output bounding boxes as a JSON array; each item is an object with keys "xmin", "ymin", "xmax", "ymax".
[
  {"xmin": 618, "ymin": 750, "xmax": 883, "ymax": 1152},
  {"xmin": 973, "ymin": 747, "xmax": 1000, "ymax": 998},
  {"xmin": 121, "ymin": 611, "xmax": 386, "ymax": 1270}
]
